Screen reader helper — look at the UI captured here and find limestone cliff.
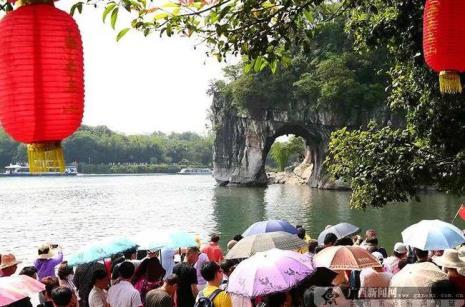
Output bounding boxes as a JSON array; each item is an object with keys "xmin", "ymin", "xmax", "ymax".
[{"xmin": 211, "ymin": 90, "xmax": 397, "ymax": 188}]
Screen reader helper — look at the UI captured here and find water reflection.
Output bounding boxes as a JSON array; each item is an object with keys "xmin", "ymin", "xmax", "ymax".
[
  {"xmin": 211, "ymin": 186, "xmax": 266, "ymax": 243},
  {"xmin": 211, "ymin": 184, "xmax": 465, "ymax": 252},
  {"xmin": 1, "ymin": 175, "xmax": 464, "ymax": 267}
]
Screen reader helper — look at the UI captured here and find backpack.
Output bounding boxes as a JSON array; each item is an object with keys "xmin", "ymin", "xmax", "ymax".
[{"xmin": 194, "ymin": 288, "xmax": 223, "ymax": 307}]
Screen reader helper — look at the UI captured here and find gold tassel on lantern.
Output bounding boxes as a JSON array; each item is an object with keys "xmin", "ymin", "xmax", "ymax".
[
  {"xmin": 27, "ymin": 142, "xmax": 65, "ymax": 173},
  {"xmin": 439, "ymin": 71, "xmax": 462, "ymax": 94}
]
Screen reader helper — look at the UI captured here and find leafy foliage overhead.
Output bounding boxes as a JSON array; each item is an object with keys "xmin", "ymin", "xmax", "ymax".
[
  {"xmin": 209, "ymin": 15, "xmax": 388, "ymax": 118},
  {"xmin": 0, "ymin": 0, "xmax": 359, "ymax": 71}
]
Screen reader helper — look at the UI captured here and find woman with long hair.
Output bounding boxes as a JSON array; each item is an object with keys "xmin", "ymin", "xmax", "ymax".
[{"xmin": 132, "ymin": 257, "xmax": 166, "ymax": 303}]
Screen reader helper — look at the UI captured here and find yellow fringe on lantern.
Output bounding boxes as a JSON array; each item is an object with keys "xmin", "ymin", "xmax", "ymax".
[
  {"xmin": 27, "ymin": 142, "xmax": 65, "ymax": 174},
  {"xmin": 439, "ymin": 71, "xmax": 462, "ymax": 94}
]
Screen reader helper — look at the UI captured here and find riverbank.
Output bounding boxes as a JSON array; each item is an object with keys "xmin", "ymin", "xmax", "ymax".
[
  {"xmin": 77, "ymin": 163, "xmax": 211, "ymax": 174},
  {"xmin": 267, "ymin": 162, "xmax": 313, "ymax": 185}
]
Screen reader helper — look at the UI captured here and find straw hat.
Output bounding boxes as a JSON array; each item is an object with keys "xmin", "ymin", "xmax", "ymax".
[
  {"xmin": 0, "ymin": 253, "xmax": 21, "ymax": 269},
  {"xmin": 37, "ymin": 243, "xmax": 55, "ymax": 260},
  {"xmin": 432, "ymin": 249, "xmax": 465, "ymax": 270}
]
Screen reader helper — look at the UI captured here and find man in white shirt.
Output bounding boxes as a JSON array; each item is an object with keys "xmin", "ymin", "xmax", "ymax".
[
  {"xmin": 107, "ymin": 262, "xmax": 142, "ymax": 307},
  {"xmin": 88, "ymin": 269, "xmax": 109, "ymax": 307}
]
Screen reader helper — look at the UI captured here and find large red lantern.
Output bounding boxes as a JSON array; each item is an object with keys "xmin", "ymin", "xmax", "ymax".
[
  {"xmin": 423, "ymin": 0, "xmax": 465, "ymax": 94},
  {"xmin": 0, "ymin": 0, "xmax": 84, "ymax": 173}
]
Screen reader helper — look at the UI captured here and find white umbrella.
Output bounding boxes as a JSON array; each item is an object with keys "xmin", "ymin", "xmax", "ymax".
[
  {"xmin": 317, "ymin": 223, "xmax": 360, "ymax": 245},
  {"xmin": 401, "ymin": 219, "xmax": 465, "ymax": 250}
]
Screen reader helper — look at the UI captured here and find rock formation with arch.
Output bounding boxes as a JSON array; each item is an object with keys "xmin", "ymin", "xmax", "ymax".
[{"xmin": 211, "ymin": 91, "xmax": 397, "ymax": 188}]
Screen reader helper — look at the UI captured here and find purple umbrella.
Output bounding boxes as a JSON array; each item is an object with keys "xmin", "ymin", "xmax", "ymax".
[
  {"xmin": 227, "ymin": 249, "xmax": 314, "ymax": 297},
  {"xmin": 242, "ymin": 219, "xmax": 298, "ymax": 236}
]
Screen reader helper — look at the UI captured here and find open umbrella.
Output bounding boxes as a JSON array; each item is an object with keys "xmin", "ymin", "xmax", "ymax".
[
  {"xmin": 390, "ymin": 262, "xmax": 448, "ymax": 305},
  {"xmin": 314, "ymin": 246, "xmax": 381, "ymax": 270},
  {"xmin": 225, "ymin": 231, "xmax": 306, "ymax": 260},
  {"xmin": 167, "ymin": 231, "xmax": 197, "ymax": 249},
  {"xmin": 227, "ymin": 249, "xmax": 314, "ymax": 297},
  {"xmin": 68, "ymin": 237, "xmax": 138, "ymax": 267},
  {"xmin": 304, "ymin": 267, "xmax": 338, "ymax": 287},
  {"xmin": 0, "ymin": 275, "xmax": 45, "ymax": 306},
  {"xmin": 242, "ymin": 220, "xmax": 298, "ymax": 237},
  {"xmin": 134, "ymin": 231, "xmax": 170, "ymax": 251},
  {"xmin": 401, "ymin": 219, "xmax": 465, "ymax": 250},
  {"xmin": 317, "ymin": 223, "xmax": 360, "ymax": 245}
]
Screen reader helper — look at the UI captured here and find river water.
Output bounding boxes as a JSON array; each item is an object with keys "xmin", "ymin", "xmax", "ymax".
[{"xmin": 1, "ymin": 174, "xmax": 464, "ymax": 267}]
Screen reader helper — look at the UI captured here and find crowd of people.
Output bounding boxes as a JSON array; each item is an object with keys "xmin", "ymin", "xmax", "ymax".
[{"xmin": 1, "ymin": 225, "xmax": 465, "ymax": 307}]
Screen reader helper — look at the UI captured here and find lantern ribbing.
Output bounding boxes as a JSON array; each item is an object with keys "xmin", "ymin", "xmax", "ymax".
[
  {"xmin": 423, "ymin": 0, "xmax": 465, "ymax": 94},
  {"xmin": 0, "ymin": 3, "xmax": 84, "ymax": 173}
]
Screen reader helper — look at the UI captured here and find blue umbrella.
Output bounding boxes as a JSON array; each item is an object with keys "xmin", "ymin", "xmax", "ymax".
[
  {"xmin": 167, "ymin": 232, "xmax": 198, "ymax": 249},
  {"xmin": 134, "ymin": 231, "xmax": 170, "ymax": 251},
  {"xmin": 242, "ymin": 220, "xmax": 298, "ymax": 237},
  {"xmin": 402, "ymin": 219, "xmax": 465, "ymax": 250},
  {"xmin": 68, "ymin": 237, "xmax": 137, "ymax": 267}
]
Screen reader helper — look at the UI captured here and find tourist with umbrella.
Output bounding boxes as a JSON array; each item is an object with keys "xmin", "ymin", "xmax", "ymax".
[
  {"xmin": 314, "ymin": 245, "xmax": 382, "ymax": 299},
  {"xmin": 227, "ymin": 249, "xmax": 314, "ymax": 299},
  {"xmin": 314, "ymin": 246, "xmax": 382, "ymax": 271},
  {"xmin": 225, "ymin": 231, "xmax": 306, "ymax": 260},
  {"xmin": 68, "ymin": 237, "xmax": 138, "ymax": 268},
  {"xmin": 317, "ymin": 223, "xmax": 360, "ymax": 245},
  {"xmin": 401, "ymin": 219, "xmax": 465, "ymax": 251},
  {"xmin": 390, "ymin": 262, "xmax": 448, "ymax": 305},
  {"xmin": 242, "ymin": 220, "xmax": 298, "ymax": 237}
]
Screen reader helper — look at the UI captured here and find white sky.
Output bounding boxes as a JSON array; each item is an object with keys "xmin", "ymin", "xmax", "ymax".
[{"xmin": 56, "ymin": 2, "xmax": 227, "ymax": 135}]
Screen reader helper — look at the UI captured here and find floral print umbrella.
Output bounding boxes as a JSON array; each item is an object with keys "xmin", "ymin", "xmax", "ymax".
[{"xmin": 227, "ymin": 248, "xmax": 314, "ymax": 297}]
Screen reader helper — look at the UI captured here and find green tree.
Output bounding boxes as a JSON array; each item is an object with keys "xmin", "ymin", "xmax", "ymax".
[
  {"xmin": 270, "ymin": 142, "xmax": 291, "ymax": 171},
  {"xmin": 0, "ymin": 129, "xmax": 18, "ymax": 166},
  {"xmin": 325, "ymin": 1, "xmax": 465, "ymax": 208}
]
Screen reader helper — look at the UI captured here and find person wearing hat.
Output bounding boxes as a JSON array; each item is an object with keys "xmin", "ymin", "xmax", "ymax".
[
  {"xmin": 0, "ymin": 253, "xmax": 21, "ymax": 277},
  {"xmin": 383, "ymin": 242, "xmax": 408, "ymax": 274},
  {"xmin": 433, "ymin": 249, "xmax": 465, "ymax": 297},
  {"xmin": 34, "ymin": 243, "xmax": 64, "ymax": 280}
]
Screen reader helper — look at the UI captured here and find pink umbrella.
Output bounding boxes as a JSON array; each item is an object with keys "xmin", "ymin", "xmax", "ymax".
[
  {"xmin": 0, "ymin": 275, "xmax": 45, "ymax": 306},
  {"xmin": 227, "ymin": 248, "xmax": 314, "ymax": 297}
]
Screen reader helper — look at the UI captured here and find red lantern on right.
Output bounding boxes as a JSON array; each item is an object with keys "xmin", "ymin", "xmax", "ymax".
[{"xmin": 423, "ymin": 0, "xmax": 465, "ymax": 94}]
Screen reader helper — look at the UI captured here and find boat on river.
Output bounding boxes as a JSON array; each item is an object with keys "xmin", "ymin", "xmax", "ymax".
[
  {"xmin": 177, "ymin": 168, "xmax": 212, "ymax": 175},
  {"xmin": 1, "ymin": 164, "xmax": 78, "ymax": 176}
]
